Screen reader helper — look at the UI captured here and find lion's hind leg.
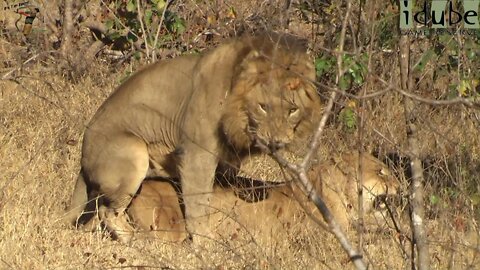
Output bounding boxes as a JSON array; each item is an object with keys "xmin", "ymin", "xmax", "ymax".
[{"xmin": 90, "ymin": 136, "xmax": 150, "ymax": 243}]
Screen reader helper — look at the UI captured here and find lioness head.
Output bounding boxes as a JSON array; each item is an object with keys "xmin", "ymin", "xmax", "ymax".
[
  {"xmin": 221, "ymin": 34, "xmax": 321, "ymax": 151},
  {"xmin": 310, "ymin": 152, "xmax": 401, "ymax": 230}
]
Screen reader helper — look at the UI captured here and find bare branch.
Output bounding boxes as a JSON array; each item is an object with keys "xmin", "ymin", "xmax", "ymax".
[
  {"xmin": 136, "ymin": 0, "xmax": 150, "ymax": 62},
  {"xmin": 259, "ymin": 1, "xmax": 367, "ymax": 269},
  {"xmin": 99, "ymin": 0, "xmax": 141, "ymax": 41},
  {"xmin": 152, "ymin": 0, "xmax": 172, "ymax": 62},
  {"xmin": 60, "ymin": 0, "xmax": 74, "ymax": 58},
  {"xmin": 1, "ymin": 53, "xmax": 42, "ymax": 80},
  {"xmin": 374, "ymin": 76, "xmax": 479, "ymax": 108},
  {"xmin": 318, "ymin": 83, "xmax": 394, "ymax": 100},
  {"xmin": 399, "ymin": 33, "xmax": 430, "ymax": 270},
  {"xmin": 258, "ymin": 141, "xmax": 366, "ymax": 270}
]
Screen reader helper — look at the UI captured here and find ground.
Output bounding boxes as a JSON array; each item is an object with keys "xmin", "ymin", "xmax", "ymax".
[{"xmin": 1, "ymin": 1, "xmax": 479, "ymax": 269}]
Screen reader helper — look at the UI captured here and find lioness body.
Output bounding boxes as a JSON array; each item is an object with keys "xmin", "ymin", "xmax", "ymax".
[
  {"xmin": 128, "ymin": 152, "xmax": 399, "ymax": 242},
  {"xmin": 65, "ymin": 34, "xmax": 321, "ymax": 242},
  {"xmin": 128, "ymin": 181, "xmax": 187, "ymax": 242},
  {"xmin": 128, "ymin": 180, "xmax": 302, "ymax": 243}
]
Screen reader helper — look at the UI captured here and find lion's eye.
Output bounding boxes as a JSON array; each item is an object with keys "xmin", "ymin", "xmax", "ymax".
[
  {"xmin": 288, "ymin": 107, "xmax": 299, "ymax": 116},
  {"xmin": 259, "ymin": 103, "xmax": 268, "ymax": 113}
]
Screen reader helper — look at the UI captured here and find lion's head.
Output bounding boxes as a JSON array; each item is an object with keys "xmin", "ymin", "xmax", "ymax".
[{"xmin": 221, "ymin": 35, "xmax": 321, "ymax": 151}]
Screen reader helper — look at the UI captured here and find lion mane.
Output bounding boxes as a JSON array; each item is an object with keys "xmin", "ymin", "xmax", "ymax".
[{"xmin": 64, "ymin": 33, "xmax": 321, "ymax": 242}]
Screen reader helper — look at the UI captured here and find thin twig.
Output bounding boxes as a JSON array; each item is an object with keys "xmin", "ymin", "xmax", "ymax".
[
  {"xmin": 99, "ymin": 0, "xmax": 141, "ymax": 41},
  {"xmin": 1, "ymin": 53, "xmax": 42, "ymax": 79},
  {"xmin": 318, "ymin": 82, "xmax": 393, "ymax": 100},
  {"xmin": 152, "ymin": 0, "xmax": 171, "ymax": 62},
  {"xmin": 375, "ymin": 76, "xmax": 479, "ymax": 108},
  {"xmin": 136, "ymin": 0, "xmax": 150, "ymax": 62}
]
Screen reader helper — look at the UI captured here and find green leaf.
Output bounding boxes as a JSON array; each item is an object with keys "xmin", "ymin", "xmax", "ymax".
[
  {"xmin": 156, "ymin": 33, "xmax": 173, "ymax": 46},
  {"xmin": 172, "ymin": 16, "xmax": 186, "ymax": 34},
  {"xmin": 133, "ymin": 51, "xmax": 142, "ymax": 60},
  {"xmin": 145, "ymin": 9, "xmax": 153, "ymax": 26},
  {"xmin": 339, "ymin": 107, "xmax": 357, "ymax": 132},
  {"xmin": 458, "ymin": 80, "xmax": 471, "ymax": 97},
  {"xmin": 429, "ymin": 194, "xmax": 440, "ymax": 205},
  {"xmin": 104, "ymin": 19, "xmax": 114, "ymax": 30},
  {"xmin": 414, "ymin": 49, "xmax": 436, "ymax": 72},
  {"xmin": 350, "ymin": 64, "xmax": 364, "ymax": 85},
  {"xmin": 314, "ymin": 57, "xmax": 332, "ymax": 77},
  {"xmin": 156, "ymin": 0, "xmax": 166, "ymax": 10},
  {"xmin": 126, "ymin": 0, "xmax": 136, "ymax": 12},
  {"xmin": 471, "ymin": 193, "xmax": 480, "ymax": 206},
  {"xmin": 447, "ymin": 85, "xmax": 458, "ymax": 99},
  {"xmin": 107, "ymin": 31, "xmax": 122, "ymax": 40},
  {"xmin": 467, "ymin": 49, "xmax": 476, "ymax": 60},
  {"xmin": 127, "ymin": 31, "xmax": 138, "ymax": 42},
  {"xmin": 339, "ymin": 74, "xmax": 352, "ymax": 90}
]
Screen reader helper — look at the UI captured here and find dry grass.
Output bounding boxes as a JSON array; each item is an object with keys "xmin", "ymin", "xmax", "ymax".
[
  {"xmin": 1, "ymin": 46, "xmax": 478, "ymax": 270},
  {"xmin": 1, "ymin": 1, "xmax": 480, "ymax": 269}
]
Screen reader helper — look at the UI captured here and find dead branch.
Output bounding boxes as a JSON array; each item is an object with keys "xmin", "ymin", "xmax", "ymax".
[
  {"xmin": 60, "ymin": 0, "xmax": 74, "ymax": 59},
  {"xmin": 374, "ymin": 76, "xmax": 479, "ymax": 108},
  {"xmin": 1, "ymin": 53, "xmax": 42, "ymax": 80},
  {"xmin": 354, "ymin": 0, "xmax": 381, "ymax": 251},
  {"xmin": 260, "ymin": 140, "xmax": 366, "ymax": 270},
  {"xmin": 399, "ymin": 34, "xmax": 430, "ymax": 270},
  {"xmin": 259, "ymin": 1, "xmax": 367, "ymax": 269},
  {"xmin": 135, "ymin": 0, "xmax": 151, "ymax": 61},
  {"xmin": 151, "ymin": 0, "xmax": 172, "ymax": 62}
]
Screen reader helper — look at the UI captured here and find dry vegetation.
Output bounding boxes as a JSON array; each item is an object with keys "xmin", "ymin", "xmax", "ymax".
[{"xmin": 1, "ymin": 0, "xmax": 479, "ymax": 269}]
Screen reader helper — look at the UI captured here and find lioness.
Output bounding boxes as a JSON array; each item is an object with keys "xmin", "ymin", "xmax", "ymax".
[
  {"xmin": 64, "ymin": 33, "xmax": 321, "ymax": 242},
  {"xmin": 127, "ymin": 152, "xmax": 400, "ymax": 242}
]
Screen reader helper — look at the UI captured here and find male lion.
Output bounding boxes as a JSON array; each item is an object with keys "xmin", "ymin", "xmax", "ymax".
[
  {"xmin": 64, "ymin": 33, "xmax": 321, "ymax": 243},
  {"xmin": 127, "ymin": 152, "xmax": 400, "ymax": 242}
]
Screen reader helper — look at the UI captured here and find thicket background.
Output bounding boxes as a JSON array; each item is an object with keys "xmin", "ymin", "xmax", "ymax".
[{"xmin": 0, "ymin": 0, "xmax": 479, "ymax": 269}]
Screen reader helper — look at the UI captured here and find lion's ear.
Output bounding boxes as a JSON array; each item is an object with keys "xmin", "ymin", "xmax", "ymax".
[
  {"xmin": 245, "ymin": 49, "xmax": 260, "ymax": 60},
  {"xmin": 295, "ymin": 82, "xmax": 319, "ymax": 109},
  {"xmin": 286, "ymin": 77, "xmax": 302, "ymax": 91},
  {"xmin": 239, "ymin": 50, "xmax": 263, "ymax": 74}
]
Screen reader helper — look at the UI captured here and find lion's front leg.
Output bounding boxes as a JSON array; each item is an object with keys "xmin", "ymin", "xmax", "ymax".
[{"xmin": 179, "ymin": 143, "xmax": 218, "ymax": 242}]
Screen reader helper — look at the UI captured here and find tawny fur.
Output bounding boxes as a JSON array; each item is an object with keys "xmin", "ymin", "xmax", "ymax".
[
  {"xmin": 127, "ymin": 152, "xmax": 400, "ymax": 242},
  {"xmin": 64, "ymin": 33, "xmax": 321, "ymax": 242}
]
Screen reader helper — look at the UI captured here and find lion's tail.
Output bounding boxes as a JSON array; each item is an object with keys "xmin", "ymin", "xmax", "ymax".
[{"xmin": 63, "ymin": 170, "xmax": 88, "ymax": 226}]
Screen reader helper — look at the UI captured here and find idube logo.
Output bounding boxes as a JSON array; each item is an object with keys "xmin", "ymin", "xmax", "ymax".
[{"xmin": 399, "ymin": 0, "xmax": 479, "ymax": 34}]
